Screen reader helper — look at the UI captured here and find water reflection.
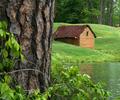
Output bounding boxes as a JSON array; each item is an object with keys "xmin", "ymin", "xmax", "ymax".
[
  {"xmin": 80, "ymin": 64, "xmax": 93, "ymax": 76},
  {"xmin": 80, "ymin": 62, "xmax": 120, "ymax": 99}
]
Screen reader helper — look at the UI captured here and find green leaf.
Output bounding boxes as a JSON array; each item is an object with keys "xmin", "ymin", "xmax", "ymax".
[
  {"xmin": 5, "ymin": 38, "xmax": 12, "ymax": 48},
  {"xmin": 4, "ymin": 75, "xmax": 11, "ymax": 84},
  {"xmin": 0, "ymin": 29, "xmax": 5, "ymax": 37},
  {"xmin": 0, "ymin": 63, "xmax": 3, "ymax": 71},
  {"xmin": 0, "ymin": 21, "xmax": 7, "ymax": 30},
  {"xmin": 2, "ymin": 49, "xmax": 8, "ymax": 58},
  {"xmin": 14, "ymin": 42, "xmax": 20, "ymax": 51},
  {"xmin": 20, "ymin": 54, "xmax": 25, "ymax": 62}
]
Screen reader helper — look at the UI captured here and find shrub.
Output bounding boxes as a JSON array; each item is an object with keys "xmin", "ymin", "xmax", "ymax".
[
  {"xmin": 51, "ymin": 59, "xmax": 111, "ymax": 100},
  {"xmin": 0, "ymin": 75, "xmax": 52, "ymax": 100}
]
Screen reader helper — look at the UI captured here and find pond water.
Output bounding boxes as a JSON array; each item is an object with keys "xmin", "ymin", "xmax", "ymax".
[{"xmin": 80, "ymin": 62, "xmax": 120, "ymax": 99}]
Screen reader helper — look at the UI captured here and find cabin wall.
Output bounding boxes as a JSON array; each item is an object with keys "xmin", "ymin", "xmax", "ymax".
[
  {"xmin": 80, "ymin": 27, "xmax": 95, "ymax": 48},
  {"xmin": 55, "ymin": 38, "xmax": 79, "ymax": 46}
]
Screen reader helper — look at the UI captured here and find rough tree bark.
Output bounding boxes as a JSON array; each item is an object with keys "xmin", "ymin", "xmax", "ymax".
[{"xmin": 0, "ymin": 0, "xmax": 54, "ymax": 92}]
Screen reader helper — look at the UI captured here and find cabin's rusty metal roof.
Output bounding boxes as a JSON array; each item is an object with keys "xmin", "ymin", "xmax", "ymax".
[{"xmin": 54, "ymin": 25, "xmax": 96, "ymax": 39}]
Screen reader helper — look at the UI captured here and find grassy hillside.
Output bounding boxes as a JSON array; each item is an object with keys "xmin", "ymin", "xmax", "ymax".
[
  {"xmin": 52, "ymin": 23, "xmax": 120, "ymax": 64},
  {"xmin": 52, "ymin": 41, "xmax": 115, "ymax": 63}
]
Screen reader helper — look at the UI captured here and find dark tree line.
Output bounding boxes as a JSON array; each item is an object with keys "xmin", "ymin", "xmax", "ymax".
[{"xmin": 55, "ymin": 0, "xmax": 120, "ymax": 26}]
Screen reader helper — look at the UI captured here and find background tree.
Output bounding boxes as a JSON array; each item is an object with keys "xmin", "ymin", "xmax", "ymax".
[
  {"xmin": 98, "ymin": 0, "xmax": 105, "ymax": 24},
  {"xmin": 113, "ymin": 0, "xmax": 120, "ymax": 26},
  {"xmin": 55, "ymin": 0, "xmax": 119, "ymax": 26},
  {"xmin": 0, "ymin": 0, "xmax": 54, "ymax": 92},
  {"xmin": 55, "ymin": 0, "xmax": 100, "ymax": 23}
]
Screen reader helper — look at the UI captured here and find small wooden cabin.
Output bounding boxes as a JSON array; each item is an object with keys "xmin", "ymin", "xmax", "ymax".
[{"xmin": 54, "ymin": 25, "xmax": 96, "ymax": 48}]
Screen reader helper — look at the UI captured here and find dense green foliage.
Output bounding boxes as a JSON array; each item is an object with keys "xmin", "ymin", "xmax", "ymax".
[
  {"xmin": 55, "ymin": 0, "xmax": 99, "ymax": 23},
  {"xmin": 51, "ymin": 62, "xmax": 110, "ymax": 100},
  {"xmin": 0, "ymin": 75, "xmax": 53, "ymax": 100},
  {"xmin": 55, "ymin": 0, "xmax": 120, "ymax": 26}
]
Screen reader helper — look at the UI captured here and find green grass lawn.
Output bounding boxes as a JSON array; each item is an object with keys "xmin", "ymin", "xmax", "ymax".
[{"xmin": 52, "ymin": 23, "xmax": 120, "ymax": 64}]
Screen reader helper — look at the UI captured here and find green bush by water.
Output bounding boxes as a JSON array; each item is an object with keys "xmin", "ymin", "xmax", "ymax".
[{"xmin": 51, "ymin": 60, "xmax": 110, "ymax": 100}]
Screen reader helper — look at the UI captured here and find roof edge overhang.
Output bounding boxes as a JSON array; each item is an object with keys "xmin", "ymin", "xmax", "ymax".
[
  {"xmin": 85, "ymin": 25, "xmax": 97, "ymax": 38},
  {"xmin": 55, "ymin": 37, "xmax": 79, "ymax": 39}
]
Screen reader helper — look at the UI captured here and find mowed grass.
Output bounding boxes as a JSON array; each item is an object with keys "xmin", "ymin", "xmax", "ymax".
[
  {"xmin": 52, "ymin": 41, "xmax": 115, "ymax": 63},
  {"xmin": 52, "ymin": 23, "xmax": 120, "ymax": 63}
]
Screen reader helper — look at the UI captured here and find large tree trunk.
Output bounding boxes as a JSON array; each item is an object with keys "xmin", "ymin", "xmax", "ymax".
[
  {"xmin": 0, "ymin": 0, "xmax": 54, "ymax": 92},
  {"xmin": 105, "ymin": 0, "xmax": 113, "ymax": 26}
]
